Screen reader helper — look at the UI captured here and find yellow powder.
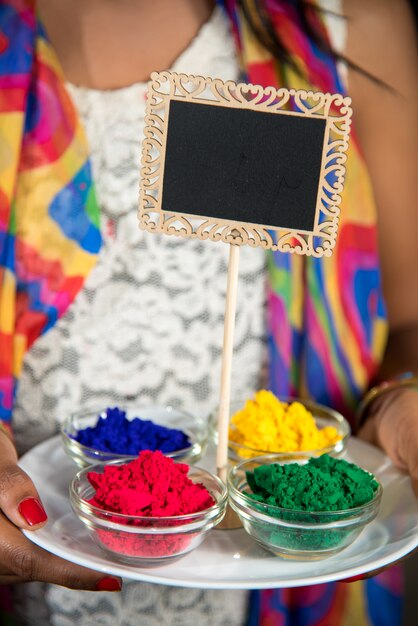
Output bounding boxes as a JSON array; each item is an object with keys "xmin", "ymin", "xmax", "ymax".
[{"xmin": 229, "ymin": 390, "xmax": 341, "ymax": 458}]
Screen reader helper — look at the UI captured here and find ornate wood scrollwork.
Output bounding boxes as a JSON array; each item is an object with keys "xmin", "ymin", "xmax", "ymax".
[{"xmin": 138, "ymin": 71, "xmax": 352, "ymax": 257}]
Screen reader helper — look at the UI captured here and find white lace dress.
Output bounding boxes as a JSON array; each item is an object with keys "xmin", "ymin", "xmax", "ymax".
[{"xmin": 12, "ymin": 8, "xmax": 265, "ymax": 626}]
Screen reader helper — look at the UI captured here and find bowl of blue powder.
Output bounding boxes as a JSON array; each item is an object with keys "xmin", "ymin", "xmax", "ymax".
[{"xmin": 61, "ymin": 405, "xmax": 209, "ymax": 468}]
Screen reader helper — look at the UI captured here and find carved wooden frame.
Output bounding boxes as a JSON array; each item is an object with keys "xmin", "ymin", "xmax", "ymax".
[{"xmin": 138, "ymin": 71, "xmax": 352, "ymax": 257}]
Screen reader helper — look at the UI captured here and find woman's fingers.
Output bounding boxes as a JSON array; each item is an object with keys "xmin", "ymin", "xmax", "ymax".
[
  {"xmin": 0, "ymin": 512, "xmax": 121, "ymax": 590},
  {"xmin": 1, "ymin": 577, "xmax": 23, "ymax": 585},
  {"xmin": 358, "ymin": 388, "xmax": 418, "ymax": 497},
  {"xmin": 0, "ymin": 433, "xmax": 48, "ymax": 529},
  {"xmin": 0, "ymin": 430, "xmax": 122, "ymax": 591},
  {"xmin": 394, "ymin": 393, "xmax": 418, "ymax": 497}
]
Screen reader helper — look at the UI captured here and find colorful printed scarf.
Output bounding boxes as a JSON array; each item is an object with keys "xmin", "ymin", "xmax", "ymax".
[
  {"xmin": 0, "ymin": 1, "xmax": 401, "ymax": 625},
  {"xmin": 0, "ymin": 0, "xmax": 101, "ymax": 422},
  {"xmin": 221, "ymin": 2, "xmax": 399, "ymax": 625},
  {"xmin": 223, "ymin": 0, "xmax": 388, "ymax": 420}
]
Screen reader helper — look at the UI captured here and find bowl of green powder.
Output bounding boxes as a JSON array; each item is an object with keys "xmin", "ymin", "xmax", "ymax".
[{"xmin": 228, "ymin": 453, "xmax": 382, "ymax": 560}]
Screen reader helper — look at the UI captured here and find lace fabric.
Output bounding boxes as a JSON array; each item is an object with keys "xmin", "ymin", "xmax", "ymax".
[
  {"xmin": 14, "ymin": 582, "xmax": 248, "ymax": 626},
  {"xmin": 13, "ymin": 6, "xmax": 266, "ymax": 455},
  {"xmin": 13, "ymin": 7, "xmax": 257, "ymax": 625}
]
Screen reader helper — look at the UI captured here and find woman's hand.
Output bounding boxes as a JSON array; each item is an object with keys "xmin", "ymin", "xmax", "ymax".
[
  {"xmin": 358, "ymin": 387, "xmax": 418, "ymax": 497},
  {"xmin": 0, "ymin": 428, "xmax": 122, "ymax": 591},
  {"xmin": 340, "ymin": 387, "xmax": 418, "ymax": 582}
]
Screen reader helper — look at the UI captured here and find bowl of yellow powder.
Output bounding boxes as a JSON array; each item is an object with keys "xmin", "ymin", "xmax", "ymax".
[
  {"xmin": 226, "ymin": 390, "xmax": 350, "ymax": 462},
  {"xmin": 228, "ymin": 453, "xmax": 382, "ymax": 560}
]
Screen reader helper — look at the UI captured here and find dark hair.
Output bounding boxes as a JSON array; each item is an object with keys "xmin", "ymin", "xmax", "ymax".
[
  {"xmin": 238, "ymin": 0, "xmax": 333, "ymax": 73},
  {"xmin": 239, "ymin": 0, "xmax": 393, "ymax": 90}
]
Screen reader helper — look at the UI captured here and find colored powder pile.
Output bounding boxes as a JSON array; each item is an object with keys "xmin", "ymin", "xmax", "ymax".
[
  {"xmin": 74, "ymin": 406, "xmax": 191, "ymax": 454},
  {"xmin": 229, "ymin": 390, "xmax": 341, "ymax": 457},
  {"xmin": 247, "ymin": 454, "xmax": 379, "ymax": 511},
  {"xmin": 245, "ymin": 454, "xmax": 380, "ymax": 552},
  {"xmin": 89, "ymin": 450, "xmax": 214, "ymax": 515},
  {"xmin": 87, "ymin": 450, "xmax": 215, "ymax": 559}
]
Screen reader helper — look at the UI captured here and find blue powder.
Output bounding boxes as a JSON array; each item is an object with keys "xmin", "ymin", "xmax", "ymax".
[{"xmin": 73, "ymin": 407, "xmax": 191, "ymax": 454}]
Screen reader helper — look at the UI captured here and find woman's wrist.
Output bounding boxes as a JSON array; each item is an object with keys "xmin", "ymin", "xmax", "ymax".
[{"xmin": 356, "ymin": 373, "xmax": 418, "ymax": 428}]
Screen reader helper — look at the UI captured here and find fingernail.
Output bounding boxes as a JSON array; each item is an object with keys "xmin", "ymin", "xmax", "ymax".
[
  {"xmin": 95, "ymin": 577, "xmax": 122, "ymax": 592},
  {"xmin": 18, "ymin": 497, "xmax": 48, "ymax": 526},
  {"xmin": 342, "ymin": 574, "xmax": 365, "ymax": 583}
]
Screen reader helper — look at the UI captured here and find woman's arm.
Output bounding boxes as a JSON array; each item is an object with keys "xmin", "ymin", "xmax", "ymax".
[
  {"xmin": 346, "ymin": 0, "xmax": 418, "ymax": 338},
  {"xmin": 345, "ymin": 0, "xmax": 418, "ymax": 494}
]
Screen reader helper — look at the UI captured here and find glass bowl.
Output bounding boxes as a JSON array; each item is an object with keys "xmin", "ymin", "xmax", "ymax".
[
  {"xmin": 228, "ymin": 455, "xmax": 382, "ymax": 560},
  {"xmin": 70, "ymin": 461, "xmax": 228, "ymax": 566},
  {"xmin": 61, "ymin": 405, "xmax": 209, "ymax": 468},
  {"xmin": 212, "ymin": 397, "xmax": 350, "ymax": 462}
]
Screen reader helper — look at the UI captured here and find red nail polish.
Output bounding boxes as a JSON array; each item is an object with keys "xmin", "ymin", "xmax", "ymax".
[
  {"xmin": 95, "ymin": 577, "xmax": 122, "ymax": 592},
  {"xmin": 18, "ymin": 498, "xmax": 48, "ymax": 526},
  {"xmin": 342, "ymin": 574, "xmax": 365, "ymax": 583}
]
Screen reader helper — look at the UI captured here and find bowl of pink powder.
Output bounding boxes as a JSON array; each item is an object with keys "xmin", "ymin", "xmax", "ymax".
[{"xmin": 70, "ymin": 450, "xmax": 228, "ymax": 565}]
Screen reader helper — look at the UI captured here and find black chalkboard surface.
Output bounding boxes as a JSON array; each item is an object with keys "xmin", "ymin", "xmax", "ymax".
[
  {"xmin": 161, "ymin": 100, "xmax": 326, "ymax": 232},
  {"xmin": 139, "ymin": 71, "xmax": 352, "ymax": 256}
]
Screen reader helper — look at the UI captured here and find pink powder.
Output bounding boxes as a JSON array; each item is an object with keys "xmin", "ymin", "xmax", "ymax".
[
  {"xmin": 88, "ymin": 450, "xmax": 214, "ymax": 515},
  {"xmin": 87, "ymin": 450, "xmax": 215, "ymax": 559}
]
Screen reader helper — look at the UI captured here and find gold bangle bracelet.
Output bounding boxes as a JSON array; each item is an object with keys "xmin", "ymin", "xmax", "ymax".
[
  {"xmin": 0, "ymin": 420, "xmax": 13, "ymax": 441},
  {"xmin": 356, "ymin": 375, "xmax": 418, "ymax": 427}
]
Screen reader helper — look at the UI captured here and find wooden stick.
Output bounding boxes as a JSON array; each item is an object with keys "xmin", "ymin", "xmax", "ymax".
[{"xmin": 216, "ymin": 241, "xmax": 240, "ymax": 484}]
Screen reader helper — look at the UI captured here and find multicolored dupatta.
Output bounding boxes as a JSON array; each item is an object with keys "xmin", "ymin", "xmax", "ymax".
[
  {"xmin": 221, "ymin": 2, "xmax": 400, "ymax": 625},
  {"xmin": 222, "ymin": 0, "xmax": 388, "ymax": 420},
  {"xmin": 0, "ymin": 0, "xmax": 101, "ymax": 423},
  {"xmin": 0, "ymin": 1, "xmax": 401, "ymax": 625}
]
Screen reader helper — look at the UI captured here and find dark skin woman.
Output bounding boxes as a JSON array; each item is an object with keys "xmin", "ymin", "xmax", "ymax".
[{"xmin": 0, "ymin": 0, "xmax": 417, "ymax": 591}]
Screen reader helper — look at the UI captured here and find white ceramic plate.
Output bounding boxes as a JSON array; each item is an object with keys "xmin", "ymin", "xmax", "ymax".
[{"xmin": 19, "ymin": 436, "xmax": 418, "ymax": 589}]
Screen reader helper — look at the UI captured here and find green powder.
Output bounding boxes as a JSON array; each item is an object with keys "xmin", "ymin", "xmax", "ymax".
[
  {"xmin": 246, "ymin": 454, "xmax": 379, "ymax": 511},
  {"xmin": 244, "ymin": 454, "xmax": 380, "ymax": 553}
]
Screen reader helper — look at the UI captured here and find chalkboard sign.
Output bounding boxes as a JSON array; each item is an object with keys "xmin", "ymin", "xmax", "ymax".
[{"xmin": 139, "ymin": 71, "xmax": 352, "ymax": 257}]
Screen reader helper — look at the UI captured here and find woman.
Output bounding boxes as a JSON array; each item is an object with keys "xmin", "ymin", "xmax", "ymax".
[{"xmin": 0, "ymin": 0, "xmax": 417, "ymax": 624}]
